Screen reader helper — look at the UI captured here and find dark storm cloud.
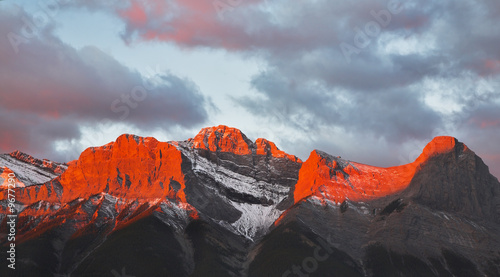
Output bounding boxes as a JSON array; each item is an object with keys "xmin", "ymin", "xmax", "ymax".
[
  {"xmin": 228, "ymin": 0, "xmax": 499, "ymax": 146},
  {"xmin": 0, "ymin": 109, "xmax": 81, "ymax": 160},
  {"xmin": 68, "ymin": 0, "xmax": 500, "ymax": 174},
  {"xmin": 0, "ymin": 8, "xmax": 209, "ymax": 160},
  {"xmin": 238, "ymin": 70, "xmax": 442, "ymax": 143},
  {"xmin": 459, "ymin": 104, "xmax": 500, "ymax": 178},
  {"xmin": 66, "ymin": 0, "xmax": 500, "ymax": 83},
  {"xmin": 14, "ymin": 0, "xmax": 500, "ymax": 176},
  {"xmin": 77, "ymin": 0, "xmax": 498, "ymax": 142}
]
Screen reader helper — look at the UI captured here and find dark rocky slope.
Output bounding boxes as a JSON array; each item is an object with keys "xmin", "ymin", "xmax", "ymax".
[{"xmin": 1, "ymin": 126, "xmax": 499, "ymax": 276}]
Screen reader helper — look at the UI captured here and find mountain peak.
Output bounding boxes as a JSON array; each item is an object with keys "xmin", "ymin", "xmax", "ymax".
[
  {"xmin": 10, "ymin": 150, "xmax": 50, "ymax": 166},
  {"xmin": 192, "ymin": 125, "xmax": 253, "ymax": 155},
  {"xmin": 8, "ymin": 150, "xmax": 67, "ymax": 174},
  {"xmin": 414, "ymin": 136, "xmax": 469, "ymax": 164},
  {"xmin": 255, "ymin": 138, "xmax": 302, "ymax": 163},
  {"xmin": 293, "ymin": 137, "xmax": 471, "ymax": 205},
  {"xmin": 191, "ymin": 125, "xmax": 302, "ymax": 162},
  {"xmin": 12, "ymin": 133, "xmax": 192, "ymax": 207},
  {"xmin": 9, "ymin": 150, "xmax": 32, "ymax": 160},
  {"xmin": 3, "ymin": 128, "xmax": 500, "ymax": 276},
  {"xmin": 423, "ymin": 136, "xmax": 459, "ymax": 156},
  {"xmin": 113, "ymin": 133, "xmax": 160, "ymax": 150},
  {"xmin": 293, "ymin": 150, "xmax": 413, "ymax": 204}
]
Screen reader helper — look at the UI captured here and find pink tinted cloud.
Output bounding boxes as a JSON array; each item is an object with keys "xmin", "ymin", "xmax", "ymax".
[
  {"xmin": 482, "ymin": 59, "xmax": 500, "ymax": 76},
  {"xmin": 116, "ymin": 0, "xmax": 265, "ymax": 49},
  {"xmin": 0, "ymin": 8, "xmax": 210, "ymax": 161},
  {"xmin": 480, "ymin": 120, "xmax": 500, "ymax": 129},
  {"xmin": 467, "ymin": 114, "xmax": 500, "ymax": 130},
  {"xmin": 119, "ymin": 0, "xmax": 148, "ymax": 26}
]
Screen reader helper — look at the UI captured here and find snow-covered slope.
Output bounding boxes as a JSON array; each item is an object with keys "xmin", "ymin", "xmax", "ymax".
[
  {"xmin": 0, "ymin": 151, "xmax": 67, "ymax": 188},
  {"xmin": 179, "ymin": 144, "xmax": 292, "ymax": 239},
  {"xmin": 2, "ymin": 126, "xmax": 499, "ymax": 277}
]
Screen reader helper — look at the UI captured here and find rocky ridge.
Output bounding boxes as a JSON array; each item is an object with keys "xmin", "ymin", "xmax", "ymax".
[{"xmin": 0, "ymin": 126, "xmax": 499, "ymax": 276}]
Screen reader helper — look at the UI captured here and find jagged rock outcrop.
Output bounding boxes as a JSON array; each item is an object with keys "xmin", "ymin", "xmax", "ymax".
[
  {"xmin": 402, "ymin": 137, "xmax": 500, "ymax": 222},
  {"xmin": 0, "ymin": 127, "xmax": 499, "ymax": 277},
  {"xmin": 256, "ymin": 136, "xmax": 500, "ymax": 277},
  {"xmin": 293, "ymin": 149, "xmax": 414, "ymax": 205},
  {"xmin": 0, "ymin": 151, "xmax": 68, "ymax": 189},
  {"xmin": 293, "ymin": 136, "xmax": 486, "ymax": 206}
]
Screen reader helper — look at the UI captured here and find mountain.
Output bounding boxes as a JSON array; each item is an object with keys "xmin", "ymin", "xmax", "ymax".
[
  {"xmin": 1, "ymin": 125, "xmax": 499, "ymax": 277},
  {"xmin": 252, "ymin": 136, "xmax": 500, "ymax": 277},
  {"xmin": 0, "ymin": 150, "xmax": 68, "ymax": 189}
]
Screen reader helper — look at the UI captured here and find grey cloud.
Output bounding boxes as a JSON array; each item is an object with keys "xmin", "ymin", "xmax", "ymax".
[
  {"xmin": 458, "ymin": 105, "xmax": 500, "ymax": 178},
  {"xmin": 240, "ymin": 69, "xmax": 442, "ymax": 143},
  {"xmin": 233, "ymin": 0, "xmax": 499, "ymax": 169},
  {"xmin": 0, "ymin": 8, "xmax": 209, "ymax": 160},
  {"xmin": 16, "ymin": 0, "xmax": 500, "ymax": 176}
]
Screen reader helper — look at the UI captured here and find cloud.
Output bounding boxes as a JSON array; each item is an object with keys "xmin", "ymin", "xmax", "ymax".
[
  {"xmin": 238, "ymin": 68, "xmax": 442, "ymax": 143},
  {"xmin": 0, "ymin": 7, "xmax": 209, "ymax": 161},
  {"xmin": 457, "ymin": 103, "xmax": 500, "ymax": 178},
  {"xmin": 70, "ymin": 0, "xmax": 499, "ymax": 135},
  {"xmin": 4, "ymin": 0, "xmax": 500, "ymax": 177},
  {"xmin": 66, "ymin": 0, "xmax": 499, "ymax": 175}
]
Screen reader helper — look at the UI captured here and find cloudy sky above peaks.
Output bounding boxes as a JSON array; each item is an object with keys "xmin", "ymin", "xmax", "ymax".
[{"xmin": 0, "ymin": 0, "xmax": 499, "ymax": 178}]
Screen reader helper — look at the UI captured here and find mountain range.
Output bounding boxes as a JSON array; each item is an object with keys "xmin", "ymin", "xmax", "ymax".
[{"xmin": 1, "ymin": 125, "xmax": 499, "ymax": 276}]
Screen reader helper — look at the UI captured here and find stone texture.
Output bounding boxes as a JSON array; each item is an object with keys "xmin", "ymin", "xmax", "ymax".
[{"xmin": 0, "ymin": 127, "xmax": 499, "ymax": 276}]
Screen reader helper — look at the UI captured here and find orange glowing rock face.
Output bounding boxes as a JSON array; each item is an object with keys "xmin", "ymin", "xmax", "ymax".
[
  {"xmin": 192, "ymin": 125, "xmax": 252, "ymax": 155},
  {"xmin": 58, "ymin": 134, "xmax": 186, "ymax": 202},
  {"xmin": 6, "ymin": 134, "xmax": 201, "ymax": 243},
  {"xmin": 13, "ymin": 134, "xmax": 189, "ymax": 206},
  {"xmin": 192, "ymin": 125, "xmax": 302, "ymax": 162},
  {"xmin": 294, "ymin": 136, "xmax": 463, "ymax": 204},
  {"xmin": 415, "ymin": 136, "xmax": 460, "ymax": 163},
  {"xmin": 255, "ymin": 138, "xmax": 302, "ymax": 163},
  {"xmin": 9, "ymin": 150, "xmax": 67, "ymax": 174}
]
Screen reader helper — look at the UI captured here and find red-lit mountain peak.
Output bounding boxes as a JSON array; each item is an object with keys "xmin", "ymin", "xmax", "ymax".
[
  {"xmin": 2, "ymin": 129, "xmax": 499, "ymax": 276},
  {"xmin": 2, "ymin": 134, "xmax": 201, "ymax": 244},
  {"xmin": 294, "ymin": 136, "xmax": 469, "ymax": 205},
  {"xmin": 14, "ymin": 134, "xmax": 189, "ymax": 206},
  {"xmin": 192, "ymin": 125, "xmax": 253, "ymax": 155},
  {"xmin": 414, "ymin": 136, "xmax": 467, "ymax": 164},
  {"xmin": 191, "ymin": 125, "xmax": 302, "ymax": 163},
  {"xmin": 255, "ymin": 138, "xmax": 302, "ymax": 163},
  {"xmin": 292, "ymin": 150, "xmax": 405, "ymax": 205},
  {"xmin": 60, "ymin": 133, "xmax": 186, "ymax": 202},
  {"xmin": 425, "ymin": 136, "xmax": 458, "ymax": 153},
  {"xmin": 9, "ymin": 150, "xmax": 68, "ymax": 175},
  {"xmin": 0, "ymin": 151, "xmax": 68, "ymax": 189}
]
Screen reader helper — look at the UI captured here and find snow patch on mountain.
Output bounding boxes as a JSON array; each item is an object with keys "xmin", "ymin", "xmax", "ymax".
[
  {"xmin": 178, "ymin": 145, "xmax": 291, "ymax": 239},
  {"xmin": 0, "ymin": 153, "xmax": 67, "ymax": 187},
  {"xmin": 156, "ymin": 201, "xmax": 193, "ymax": 232},
  {"xmin": 187, "ymin": 149, "xmax": 289, "ymax": 201},
  {"xmin": 230, "ymin": 202, "xmax": 284, "ymax": 240}
]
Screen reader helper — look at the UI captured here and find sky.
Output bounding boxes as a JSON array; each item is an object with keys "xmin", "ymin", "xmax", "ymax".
[{"xmin": 0, "ymin": 0, "xmax": 499, "ymax": 178}]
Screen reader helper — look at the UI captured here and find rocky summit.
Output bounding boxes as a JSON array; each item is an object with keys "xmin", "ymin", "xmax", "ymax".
[{"xmin": 1, "ymin": 125, "xmax": 499, "ymax": 277}]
